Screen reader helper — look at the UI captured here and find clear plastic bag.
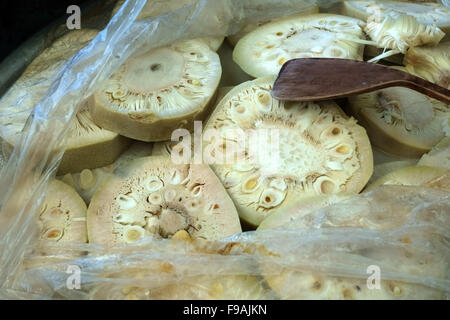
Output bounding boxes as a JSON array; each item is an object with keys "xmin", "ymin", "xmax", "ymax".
[{"xmin": 0, "ymin": 0, "xmax": 448, "ymax": 300}]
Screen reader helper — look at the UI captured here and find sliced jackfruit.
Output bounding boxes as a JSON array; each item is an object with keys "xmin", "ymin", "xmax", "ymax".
[
  {"xmin": 59, "ymin": 142, "xmax": 153, "ymax": 204},
  {"xmin": 0, "ymin": 30, "xmax": 131, "ymax": 175},
  {"xmin": 342, "ymin": 1, "xmax": 450, "ymax": 39},
  {"xmin": 366, "ymin": 165, "xmax": 450, "ymax": 191},
  {"xmin": 38, "ymin": 180, "xmax": 87, "ymax": 243},
  {"xmin": 232, "ymin": 14, "xmax": 365, "ymax": 78},
  {"xmin": 23, "ymin": 179, "xmax": 87, "ymax": 270},
  {"xmin": 203, "ymin": 77, "xmax": 373, "ymax": 227},
  {"xmin": 89, "ymin": 39, "xmax": 221, "ymax": 142},
  {"xmin": 260, "ymin": 185, "xmax": 449, "ymax": 299},
  {"xmin": 403, "ymin": 42, "xmax": 450, "ymax": 89},
  {"xmin": 418, "ymin": 137, "xmax": 450, "ymax": 170},
  {"xmin": 111, "ymin": 0, "xmax": 224, "ymax": 51},
  {"xmin": 347, "ymin": 85, "xmax": 449, "ymax": 158},
  {"xmin": 257, "ymin": 194, "xmax": 352, "ymax": 231},
  {"xmin": 369, "ymin": 159, "xmax": 418, "ymax": 185},
  {"xmin": 87, "ymin": 156, "xmax": 242, "ymax": 246},
  {"xmin": 227, "ymin": 5, "xmax": 320, "ymax": 46}
]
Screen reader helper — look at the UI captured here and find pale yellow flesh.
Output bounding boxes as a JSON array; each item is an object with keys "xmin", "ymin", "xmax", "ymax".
[
  {"xmin": 232, "ymin": 13, "xmax": 365, "ymax": 78},
  {"xmin": 204, "ymin": 77, "xmax": 373, "ymax": 227},
  {"xmin": 366, "ymin": 165, "xmax": 450, "ymax": 191},
  {"xmin": 0, "ymin": 30, "xmax": 131, "ymax": 175},
  {"xmin": 347, "ymin": 86, "xmax": 449, "ymax": 158},
  {"xmin": 87, "ymin": 156, "xmax": 242, "ymax": 246},
  {"xmin": 90, "ymin": 40, "xmax": 222, "ymax": 142}
]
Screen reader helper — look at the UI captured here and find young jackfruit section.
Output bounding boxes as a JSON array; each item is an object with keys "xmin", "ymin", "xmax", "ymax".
[
  {"xmin": 203, "ymin": 77, "xmax": 373, "ymax": 227},
  {"xmin": 4, "ymin": 0, "xmax": 450, "ymax": 301},
  {"xmin": 0, "ymin": 30, "xmax": 131, "ymax": 175},
  {"xmin": 347, "ymin": 85, "xmax": 449, "ymax": 158},
  {"xmin": 232, "ymin": 14, "xmax": 366, "ymax": 78},
  {"xmin": 87, "ymin": 156, "xmax": 242, "ymax": 246},
  {"xmin": 89, "ymin": 40, "xmax": 222, "ymax": 142}
]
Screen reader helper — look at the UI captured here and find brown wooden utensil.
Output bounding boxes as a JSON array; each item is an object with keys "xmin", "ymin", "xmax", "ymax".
[{"xmin": 272, "ymin": 58, "xmax": 450, "ymax": 104}]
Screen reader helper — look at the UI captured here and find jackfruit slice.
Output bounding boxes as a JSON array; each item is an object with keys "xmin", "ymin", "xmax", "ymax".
[
  {"xmin": 22, "ymin": 179, "xmax": 87, "ymax": 270},
  {"xmin": 87, "ymin": 156, "xmax": 242, "ymax": 246},
  {"xmin": 366, "ymin": 165, "xmax": 450, "ymax": 191},
  {"xmin": 369, "ymin": 159, "xmax": 418, "ymax": 185},
  {"xmin": 203, "ymin": 77, "xmax": 373, "ymax": 227},
  {"xmin": 111, "ymin": 0, "xmax": 224, "ymax": 51},
  {"xmin": 257, "ymin": 194, "xmax": 352, "ymax": 231},
  {"xmin": 418, "ymin": 137, "xmax": 450, "ymax": 169},
  {"xmin": 403, "ymin": 41, "xmax": 450, "ymax": 89},
  {"xmin": 232, "ymin": 14, "xmax": 365, "ymax": 78},
  {"xmin": 347, "ymin": 85, "xmax": 449, "ymax": 158},
  {"xmin": 89, "ymin": 39, "xmax": 222, "ymax": 142},
  {"xmin": 259, "ymin": 185, "xmax": 449, "ymax": 299},
  {"xmin": 38, "ymin": 180, "xmax": 87, "ymax": 243},
  {"xmin": 0, "ymin": 30, "xmax": 131, "ymax": 175},
  {"xmin": 59, "ymin": 142, "xmax": 153, "ymax": 205},
  {"xmin": 227, "ymin": 5, "xmax": 320, "ymax": 46},
  {"xmin": 341, "ymin": 1, "xmax": 450, "ymax": 39}
]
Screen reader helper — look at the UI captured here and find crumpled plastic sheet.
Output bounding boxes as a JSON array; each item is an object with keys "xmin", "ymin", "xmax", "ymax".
[
  {"xmin": 0, "ymin": 0, "xmax": 448, "ymax": 300},
  {"xmin": 7, "ymin": 185, "xmax": 450, "ymax": 299}
]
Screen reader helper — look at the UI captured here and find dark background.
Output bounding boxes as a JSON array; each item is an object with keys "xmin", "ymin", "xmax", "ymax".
[{"xmin": 0, "ymin": 0, "xmax": 94, "ymax": 63}]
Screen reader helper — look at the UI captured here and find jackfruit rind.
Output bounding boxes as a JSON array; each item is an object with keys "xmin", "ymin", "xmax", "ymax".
[
  {"xmin": 347, "ymin": 86, "xmax": 449, "ymax": 158},
  {"xmin": 87, "ymin": 156, "xmax": 242, "ymax": 246},
  {"xmin": 90, "ymin": 39, "xmax": 222, "ymax": 142},
  {"xmin": 0, "ymin": 30, "xmax": 131, "ymax": 175},
  {"xmin": 203, "ymin": 77, "xmax": 373, "ymax": 227},
  {"xmin": 232, "ymin": 13, "xmax": 365, "ymax": 78}
]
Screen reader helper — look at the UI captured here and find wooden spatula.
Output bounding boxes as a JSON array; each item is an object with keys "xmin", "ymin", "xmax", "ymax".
[{"xmin": 272, "ymin": 58, "xmax": 450, "ymax": 104}]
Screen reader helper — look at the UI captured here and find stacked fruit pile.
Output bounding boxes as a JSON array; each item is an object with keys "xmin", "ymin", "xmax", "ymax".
[{"xmin": 0, "ymin": 0, "xmax": 448, "ymax": 299}]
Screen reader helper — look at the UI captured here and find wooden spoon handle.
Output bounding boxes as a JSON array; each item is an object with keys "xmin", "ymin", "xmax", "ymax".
[{"xmin": 401, "ymin": 76, "xmax": 450, "ymax": 104}]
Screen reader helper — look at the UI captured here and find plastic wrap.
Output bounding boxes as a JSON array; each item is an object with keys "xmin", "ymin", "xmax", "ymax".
[{"xmin": 0, "ymin": 0, "xmax": 448, "ymax": 300}]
